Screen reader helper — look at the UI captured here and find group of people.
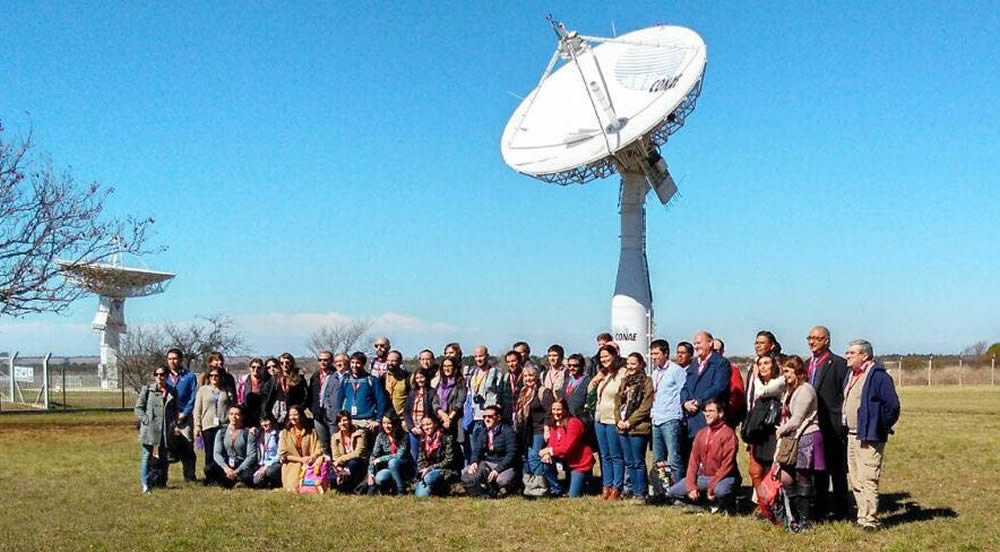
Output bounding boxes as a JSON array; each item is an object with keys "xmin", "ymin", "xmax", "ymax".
[{"xmin": 135, "ymin": 328, "xmax": 901, "ymax": 533}]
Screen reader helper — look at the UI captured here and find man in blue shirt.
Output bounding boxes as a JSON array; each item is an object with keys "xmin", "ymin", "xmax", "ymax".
[
  {"xmin": 681, "ymin": 331, "xmax": 731, "ymax": 441},
  {"xmin": 165, "ymin": 348, "xmax": 198, "ymax": 482},
  {"xmin": 649, "ymin": 339, "xmax": 687, "ymax": 485}
]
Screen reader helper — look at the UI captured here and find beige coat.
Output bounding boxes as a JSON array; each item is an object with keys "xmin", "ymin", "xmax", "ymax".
[
  {"xmin": 331, "ymin": 428, "xmax": 369, "ymax": 465},
  {"xmin": 192, "ymin": 385, "xmax": 231, "ymax": 433},
  {"xmin": 278, "ymin": 428, "xmax": 323, "ymax": 492}
]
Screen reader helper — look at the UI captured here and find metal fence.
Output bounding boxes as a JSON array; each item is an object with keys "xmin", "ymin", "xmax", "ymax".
[
  {"xmin": 1, "ymin": 353, "xmax": 135, "ymax": 412},
  {"xmin": 2, "ymin": 352, "xmax": 997, "ymax": 414}
]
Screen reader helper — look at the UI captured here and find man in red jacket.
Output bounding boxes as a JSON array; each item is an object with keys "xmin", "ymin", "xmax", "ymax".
[{"xmin": 667, "ymin": 398, "xmax": 741, "ymax": 512}]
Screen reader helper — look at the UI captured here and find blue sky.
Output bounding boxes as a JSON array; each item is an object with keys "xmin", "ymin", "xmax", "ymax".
[{"xmin": 2, "ymin": 1, "xmax": 998, "ymax": 358}]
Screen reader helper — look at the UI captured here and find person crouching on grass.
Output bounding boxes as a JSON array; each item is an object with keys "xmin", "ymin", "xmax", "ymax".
[
  {"xmin": 667, "ymin": 399, "xmax": 740, "ymax": 513},
  {"xmin": 209, "ymin": 405, "xmax": 257, "ymax": 488},
  {"xmin": 278, "ymin": 405, "xmax": 323, "ymax": 492},
  {"xmin": 253, "ymin": 415, "xmax": 282, "ymax": 488},
  {"xmin": 330, "ymin": 411, "xmax": 369, "ymax": 493}
]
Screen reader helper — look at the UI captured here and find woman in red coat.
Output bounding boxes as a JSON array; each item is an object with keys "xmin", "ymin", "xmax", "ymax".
[{"xmin": 540, "ymin": 399, "xmax": 595, "ymax": 497}]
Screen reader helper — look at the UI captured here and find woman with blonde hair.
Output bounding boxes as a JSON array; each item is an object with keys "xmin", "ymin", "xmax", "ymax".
[{"xmin": 514, "ymin": 365, "xmax": 555, "ymax": 497}]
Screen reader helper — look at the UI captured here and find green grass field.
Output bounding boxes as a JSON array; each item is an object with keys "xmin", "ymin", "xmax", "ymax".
[{"xmin": 1, "ymin": 386, "xmax": 997, "ymax": 551}]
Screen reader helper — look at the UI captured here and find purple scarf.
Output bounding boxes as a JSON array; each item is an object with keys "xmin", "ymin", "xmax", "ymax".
[{"xmin": 437, "ymin": 376, "xmax": 456, "ymax": 407}]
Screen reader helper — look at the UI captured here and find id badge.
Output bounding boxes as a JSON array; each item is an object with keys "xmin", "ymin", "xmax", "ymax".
[
  {"xmin": 212, "ymin": 416, "xmax": 219, "ymax": 427},
  {"xmin": 229, "ymin": 458, "xmax": 236, "ymax": 468},
  {"xmin": 351, "ymin": 405, "xmax": 358, "ymax": 416}
]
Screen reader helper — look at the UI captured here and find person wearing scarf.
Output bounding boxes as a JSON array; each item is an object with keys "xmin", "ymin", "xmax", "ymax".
[
  {"xmin": 367, "ymin": 413, "xmax": 412, "ymax": 495},
  {"xmin": 277, "ymin": 405, "xmax": 322, "ymax": 492},
  {"xmin": 414, "ymin": 416, "xmax": 458, "ymax": 497},
  {"xmin": 237, "ymin": 358, "xmax": 270, "ymax": 428},
  {"xmin": 614, "ymin": 352, "xmax": 655, "ymax": 503},
  {"xmin": 514, "ymin": 366, "xmax": 556, "ymax": 497},
  {"xmin": 405, "ymin": 368, "xmax": 435, "ymax": 463},
  {"xmin": 330, "ymin": 411, "xmax": 369, "ymax": 493},
  {"xmin": 432, "ymin": 357, "xmax": 467, "ymax": 460}
]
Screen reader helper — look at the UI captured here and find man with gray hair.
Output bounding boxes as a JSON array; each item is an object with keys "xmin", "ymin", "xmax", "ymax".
[{"xmin": 843, "ymin": 339, "xmax": 901, "ymax": 532}]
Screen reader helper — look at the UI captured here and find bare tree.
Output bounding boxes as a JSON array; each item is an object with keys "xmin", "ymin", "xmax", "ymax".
[
  {"xmin": 118, "ymin": 315, "xmax": 247, "ymax": 392},
  {"xmin": 306, "ymin": 319, "xmax": 373, "ymax": 356},
  {"xmin": 962, "ymin": 340, "xmax": 989, "ymax": 366},
  {"xmin": 0, "ymin": 121, "xmax": 159, "ymax": 317},
  {"xmin": 118, "ymin": 324, "xmax": 168, "ymax": 393}
]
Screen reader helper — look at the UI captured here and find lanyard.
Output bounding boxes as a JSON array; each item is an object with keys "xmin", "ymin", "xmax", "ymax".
[
  {"xmin": 810, "ymin": 352, "xmax": 830, "ymax": 384},
  {"xmin": 653, "ymin": 366, "xmax": 668, "ymax": 393},
  {"xmin": 566, "ymin": 375, "xmax": 583, "ymax": 397}
]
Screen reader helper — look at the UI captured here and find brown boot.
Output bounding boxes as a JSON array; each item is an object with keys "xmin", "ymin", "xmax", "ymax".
[
  {"xmin": 601, "ymin": 487, "xmax": 611, "ymax": 500},
  {"xmin": 608, "ymin": 488, "xmax": 621, "ymax": 501}
]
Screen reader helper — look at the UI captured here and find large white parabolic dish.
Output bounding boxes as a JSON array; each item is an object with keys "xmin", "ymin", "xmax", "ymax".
[{"xmin": 501, "ymin": 25, "xmax": 706, "ymax": 184}]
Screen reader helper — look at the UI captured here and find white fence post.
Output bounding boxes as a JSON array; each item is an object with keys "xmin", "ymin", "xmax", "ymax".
[
  {"xmin": 7, "ymin": 352, "xmax": 16, "ymax": 402},
  {"xmin": 927, "ymin": 355, "xmax": 933, "ymax": 386},
  {"xmin": 958, "ymin": 356, "xmax": 963, "ymax": 386},
  {"xmin": 42, "ymin": 353, "xmax": 51, "ymax": 410},
  {"xmin": 992, "ymin": 355, "xmax": 996, "ymax": 386}
]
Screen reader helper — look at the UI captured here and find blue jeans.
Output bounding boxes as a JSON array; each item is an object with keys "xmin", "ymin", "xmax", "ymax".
[
  {"xmin": 408, "ymin": 433, "xmax": 420, "ymax": 464},
  {"xmin": 462, "ymin": 420, "xmax": 485, "ymax": 467},
  {"xmin": 373, "ymin": 457, "xmax": 411, "ymax": 494},
  {"xmin": 414, "ymin": 469, "xmax": 450, "ymax": 497},
  {"xmin": 567, "ymin": 470, "xmax": 588, "ymax": 498},
  {"xmin": 667, "ymin": 474, "xmax": 739, "ymax": 503},
  {"xmin": 619, "ymin": 433, "xmax": 649, "ymax": 497},
  {"xmin": 651, "ymin": 419, "xmax": 685, "ymax": 484},
  {"xmin": 594, "ymin": 422, "xmax": 624, "ymax": 490},
  {"xmin": 139, "ymin": 444, "xmax": 166, "ymax": 490}
]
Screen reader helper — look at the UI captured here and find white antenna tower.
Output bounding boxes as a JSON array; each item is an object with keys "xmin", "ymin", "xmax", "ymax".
[
  {"xmin": 58, "ymin": 242, "xmax": 175, "ymax": 389},
  {"xmin": 501, "ymin": 16, "xmax": 707, "ymax": 357}
]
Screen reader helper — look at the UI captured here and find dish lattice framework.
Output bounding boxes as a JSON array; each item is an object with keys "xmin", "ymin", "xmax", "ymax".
[
  {"xmin": 58, "ymin": 261, "xmax": 175, "ymax": 299},
  {"xmin": 534, "ymin": 76, "xmax": 703, "ymax": 187}
]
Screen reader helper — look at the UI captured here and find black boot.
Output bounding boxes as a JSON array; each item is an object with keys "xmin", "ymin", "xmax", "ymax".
[
  {"xmin": 796, "ymin": 483, "xmax": 815, "ymax": 532},
  {"xmin": 781, "ymin": 483, "xmax": 800, "ymax": 533}
]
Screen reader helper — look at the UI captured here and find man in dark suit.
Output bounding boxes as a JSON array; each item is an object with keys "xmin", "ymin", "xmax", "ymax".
[
  {"xmin": 681, "ymin": 331, "xmax": 731, "ymax": 441},
  {"xmin": 806, "ymin": 325, "xmax": 850, "ymax": 520},
  {"xmin": 308, "ymin": 350, "xmax": 337, "ymax": 454}
]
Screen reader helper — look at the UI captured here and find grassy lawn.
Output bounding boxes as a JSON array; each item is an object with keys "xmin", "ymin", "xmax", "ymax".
[{"xmin": 0, "ymin": 386, "xmax": 997, "ymax": 551}]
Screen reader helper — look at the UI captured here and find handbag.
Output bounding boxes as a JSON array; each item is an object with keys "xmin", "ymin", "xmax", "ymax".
[
  {"xmin": 756, "ymin": 464, "xmax": 784, "ymax": 525},
  {"xmin": 774, "ymin": 410, "xmax": 817, "ymax": 466},
  {"xmin": 522, "ymin": 473, "xmax": 548, "ymax": 498},
  {"xmin": 297, "ymin": 457, "xmax": 330, "ymax": 495}
]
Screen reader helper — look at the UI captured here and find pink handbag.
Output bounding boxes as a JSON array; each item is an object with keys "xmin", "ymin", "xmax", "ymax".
[{"xmin": 297, "ymin": 457, "xmax": 330, "ymax": 494}]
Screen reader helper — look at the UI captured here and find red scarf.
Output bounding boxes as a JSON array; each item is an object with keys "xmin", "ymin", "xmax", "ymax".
[{"xmin": 422, "ymin": 429, "xmax": 443, "ymax": 458}]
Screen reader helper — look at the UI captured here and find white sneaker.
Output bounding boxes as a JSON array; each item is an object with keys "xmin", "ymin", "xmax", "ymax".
[{"xmin": 141, "ymin": 485, "xmax": 151, "ymax": 494}]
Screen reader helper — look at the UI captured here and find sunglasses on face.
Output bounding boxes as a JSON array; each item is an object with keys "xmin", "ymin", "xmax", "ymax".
[
  {"xmin": 154, "ymin": 372, "xmax": 167, "ymax": 377},
  {"xmin": 210, "ymin": 374, "xmax": 220, "ymax": 378},
  {"xmin": 568, "ymin": 363, "xmax": 582, "ymax": 368}
]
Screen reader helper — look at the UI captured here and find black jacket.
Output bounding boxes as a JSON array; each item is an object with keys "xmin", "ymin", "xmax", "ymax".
[
  {"xmin": 810, "ymin": 351, "xmax": 849, "ymax": 437},
  {"xmin": 404, "ymin": 385, "xmax": 436, "ymax": 431},
  {"xmin": 469, "ymin": 422, "xmax": 519, "ymax": 473},
  {"xmin": 562, "ymin": 373, "xmax": 592, "ymax": 418}
]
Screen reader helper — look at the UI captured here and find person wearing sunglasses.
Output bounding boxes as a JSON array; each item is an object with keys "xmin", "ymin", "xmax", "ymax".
[
  {"xmin": 194, "ymin": 367, "xmax": 232, "ymax": 484},
  {"xmin": 462, "ymin": 404, "xmax": 519, "ymax": 498},
  {"xmin": 135, "ymin": 366, "xmax": 178, "ymax": 493},
  {"xmin": 237, "ymin": 358, "xmax": 270, "ymax": 428},
  {"xmin": 267, "ymin": 353, "xmax": 308, "ymax": 426},
  {"xmin": 371, "ymin": 336, "xmax": 392, "ymax": 380}
]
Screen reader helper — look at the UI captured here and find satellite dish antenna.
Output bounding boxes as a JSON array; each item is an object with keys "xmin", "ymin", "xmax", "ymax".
[
  {"xmin": 58, "ymin": 239, "xmax": 175, "ymax": 389},
  {"xmin": 501, "ymin": 16, "xmax": 707, "ymax": 357}
]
